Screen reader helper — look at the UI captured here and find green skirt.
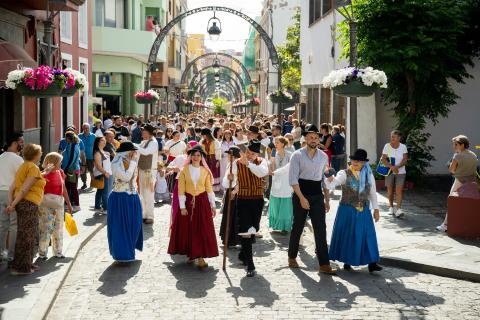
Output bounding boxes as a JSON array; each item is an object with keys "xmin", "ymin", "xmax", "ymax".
[{"xmin": 268, "ymin": 196, "xmax": 293, "ymax": 231}]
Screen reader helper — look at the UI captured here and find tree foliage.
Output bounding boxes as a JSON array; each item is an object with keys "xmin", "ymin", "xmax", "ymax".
[
  {"xmin": 277, "ymin": 7, "xmax": 301, "ymax": 94},
  {"xmin": 339, "ymin": 0, "xmax": 480, "ymax": 180},
  {"xmin": 212, "ymin": 95, "xmax": 228, "ymax": 115}
]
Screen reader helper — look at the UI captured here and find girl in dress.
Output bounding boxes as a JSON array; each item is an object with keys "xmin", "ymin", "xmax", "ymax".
[
  {"xmin": 167, "ymin": 145, "xmax": 219, "ymax": 268},
  {"xmin": 220, "ymin": 130, "xmax": 235, "ymax": 191},
  {"xmin": 154, "ymin": 161, "xmax": 170, "ymax": 203},
  {"xmin": 200, "ymin": 128, "xmax": 222, "ymax": 192},
  {"xmin": 107, "ymin": 142, "xmax": 143, "ymax": 262},
  {"xmin": 325, "ymin": 149, "xmax": 382, "ymax": 273}
]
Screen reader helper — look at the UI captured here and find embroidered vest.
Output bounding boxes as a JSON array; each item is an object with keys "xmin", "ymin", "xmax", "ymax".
[
  {"xmin": 138, "ymin": 139, "xmax": 153, "ymax": 171},
  {"xmin": 113, "ymin": 160, "xmax": 138, "ymax": 194},
  {"xmin": 339, "ymin": 169, "xmax": 370, "ymax": 209},
  {"xmin": 237, "ymin": 159, "xmax": 264, "ymax": 199}
]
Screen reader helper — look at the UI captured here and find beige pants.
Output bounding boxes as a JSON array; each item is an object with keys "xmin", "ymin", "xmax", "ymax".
[
  {"xmin": 139, "ymin": 170, "xmax": 156, "ymax": 220},
  {"xmin": 443, "ymin": 178, "xmax": 463, "ymax": 226}
]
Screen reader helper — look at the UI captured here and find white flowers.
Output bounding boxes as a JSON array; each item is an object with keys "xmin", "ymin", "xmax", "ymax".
[
  {"xmin": 5, "ymin": 69, "xmax": 30, "ymax": 89},
  {"xmin": 64, "ymin": 68, "xmax": 88, "ymax": 90},
  {"xmin": 321, "ymin": 67, "xmax": 388, "ymax": 89}
]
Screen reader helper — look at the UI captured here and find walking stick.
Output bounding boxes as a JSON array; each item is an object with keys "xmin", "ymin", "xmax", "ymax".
[{"xmin": 222, "ymin": 157, "xmax": 234, "ymax": 271}]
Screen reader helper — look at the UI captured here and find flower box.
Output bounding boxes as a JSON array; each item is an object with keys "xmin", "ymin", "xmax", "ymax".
[
  {"xmin": 134, "ymin": 89, "xmax": 159, "ymax": 104},
  {"xmin": 16, "ymin": 82, "xmax": 62, "ymax": 98},
  {"xmin": 61, "ymin": 87, "xmax": 78, "ymax": 97},
  {"xmin": 375, "ymin": 179, "xmax": 386, "ymax": 191},
  {"xmin": 135, "ymin": 96, "xmax": 156, "ymax": 104},
  {"xmin": 333, "ymin": 79, "xmax": 376, "ymax": 97},
  {"xmin": 268, "ymin": 90, "xmax": 293, "ymax": 104}
]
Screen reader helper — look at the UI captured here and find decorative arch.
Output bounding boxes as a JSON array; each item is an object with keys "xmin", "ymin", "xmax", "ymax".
[
  {"xmin": 198, "ymin": 79, "xmax": 240, "ymax": 100},
  {"xmin": 192, "ymin": 73, "xmax": 243, "ymax": 100},
  {"xmin": 146, "ymin": 6, "xmax": 281, "ymax": 90},
  {"xmin": 189, "ymin": 65, "xmax": 245, "ymax": 94},
  {"xmin": 180, "ymin": 52, "xmax": 252, "ymax": 84}
]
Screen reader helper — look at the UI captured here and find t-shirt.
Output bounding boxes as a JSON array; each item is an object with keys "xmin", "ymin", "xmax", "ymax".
[
  {"xmin": 453, "ymin": 150, "xmax": 478, "ymax": 182},
  {"xmin": 112, "ymin": 125, "xmax": 130, "ymax": 140},
  {"xmin": 44, "ymin": 170, "xmax": 65, "ymax": 195},
  {"xmin": 14, "ymin": 161, "xmax": 46, "ymax": 205},
  {"xmin": 78, "ymin": 133, "xmax": 96, "ymax": 160},
  {"xmin": 382, "ymin": 143, "xmax": 408, "ymax": 174},
  {"xmin": 0, "ymin": 152, "xmax": 24, "ymax": 191}
]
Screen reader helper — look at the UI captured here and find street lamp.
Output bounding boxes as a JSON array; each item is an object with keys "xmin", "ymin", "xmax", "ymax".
[
  {"xmin": 212, "ymin": 57, "xmax": 220, "ymax": 73},
  {"xmin": 207, "ymin": 12, "xmax": 222, "ymax": 41},
  {"xmin": 214, "ymin": 72, "xmax": 220, "ymax": 82}
]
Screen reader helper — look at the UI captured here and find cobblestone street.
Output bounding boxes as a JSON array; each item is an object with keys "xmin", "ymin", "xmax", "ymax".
[{"xmin": 47, "ymin": 200, "xmax": 480, "ymax": 320}]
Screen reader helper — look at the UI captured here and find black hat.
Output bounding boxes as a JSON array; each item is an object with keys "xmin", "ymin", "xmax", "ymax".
[
  {"xmin": 142, "ymin": 124, "xmax": 155, "ymax": 135},
  {"xmin": 187, "ymin": 144, "xmax": 206, "ymax": 157},
  {"xmin": 200, "ymin": 128, "xmax": 212, "ymax": 136},
  {"xmin": 225, "ymin": 146, "xmax": 241, "ymax": 158},
  {"xmin": 116, "ymin": 141, "xmax": 138, "ymax": 153},
  {"xmin": 349, "ymin": 148, "xmax": 369, "ymax": 162},
  {"xmin": 248, "ymin": 139, "xmax": 261, "ymax": 154},
  {"xmin": 207, "ymin": 118, "xmax": 215, "ymax": 124},
  {"xmin": 248, "ymin": 125, "xmax": 259, "ymax": 134},
  {"xmin": 302, "ymin": 124, "xmax": 320, "ymax": 136}
]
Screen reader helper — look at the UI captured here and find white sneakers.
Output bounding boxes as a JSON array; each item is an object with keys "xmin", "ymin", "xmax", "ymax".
[
  {"xmin": 390, "ymin": 207, "xmax": 405, "ymax": 218},
  {"xmin": 238, "ymin": 227, "xmax": 257, "ymax": 237},
  {"xmin": 436, "ymin": 223, "xmax": 447, "ymax": 232}
]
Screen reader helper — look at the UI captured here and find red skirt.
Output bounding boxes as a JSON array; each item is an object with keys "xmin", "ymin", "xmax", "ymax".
[
  {"xmin": 206, "ymin": 154, "xmax": 220, "ymax": 179},
  {"xmin": 167, "ymin": 191, "xmax": 219, "ymax": 259}
]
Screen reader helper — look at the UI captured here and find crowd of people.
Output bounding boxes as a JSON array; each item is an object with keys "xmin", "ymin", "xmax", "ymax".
[{"xmin": 0, "ymin": 110, "xmax": 477, "ymax": 278}]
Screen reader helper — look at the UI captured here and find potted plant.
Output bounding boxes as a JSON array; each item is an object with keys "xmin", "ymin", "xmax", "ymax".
[
  {"xmin": 322, "ymin": 67, "xmax": 387, "ymax": 97},
  {"xmin": 268, "ymin": 89, "xmax": 293, "ymax": 104},
  {"xmin": 61, "ymin": 68, "xmax": 88, "ymax": 97},
  {"xmin": 370, "ymin": 163, "xmax": 386, "ymax": 190},
  {"xmin": 134, "ymin": 89, "xmax": 159, "ymax": 104},
  {"xmin": 6, "ymin": 66, "xmax": 65, "ymax": 97}
]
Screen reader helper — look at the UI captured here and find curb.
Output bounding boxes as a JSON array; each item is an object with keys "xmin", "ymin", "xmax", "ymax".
[
  {"xmin": 380, "ymin": 256, "xmax": 480, "ymax": 283},
  {"xmin": 28, "ymin": 218, "xmax": 107, "ymax": 320}
]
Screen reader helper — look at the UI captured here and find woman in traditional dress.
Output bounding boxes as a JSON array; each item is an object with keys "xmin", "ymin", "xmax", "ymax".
[
  {"xmin": 107, "ymin": 142, "xmax": 143, "ymax": 262},
  {"xmin": 200, "ymin": 128, "xmax": 221, "ymax": 192},
  {"xmin": 220, "ymin": 146, "xmax": 241, "ymax": 247},
  {"xmin": 167, "ymin": 145, "xmax": 219, "ymax": 268},
  {"xmin": 325, "ymin": 149, "xmax": 382, "ymax": 273},
  {"xmin": 220, "ymin": 130, "xmax": 235, "ymax": 191},
  {"xmin": 268, "ymin": 136, "xmax": 293, "ymax": 233}
]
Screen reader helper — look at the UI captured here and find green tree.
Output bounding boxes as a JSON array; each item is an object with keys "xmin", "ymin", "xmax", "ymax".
[
  {"xmin": 212, "ymin": 95, "xmax": 228, "ymax": 115},
  {"xmin": 339, "ymin": 0, "xmax": 480, "ymax": 181},
  {"xmin": 277, "ymin": 7, "xmax": 301, "ymax": 94}
]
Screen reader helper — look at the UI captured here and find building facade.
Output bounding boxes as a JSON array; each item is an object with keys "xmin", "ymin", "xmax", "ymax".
[{"xmin": 92, "ymin": 0, "xmax": 167, "ymax": 118}]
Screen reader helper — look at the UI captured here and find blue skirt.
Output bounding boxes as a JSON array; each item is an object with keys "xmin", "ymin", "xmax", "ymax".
[
  {"xmin": 329, "ymin": 204, "xmax": 379, "ymax": 266},
  {"xmin": 107, "ymin": 192, "xmax": 143, "ymax": 261},
  {"xmin": 268, "ymin": 196, "xmax": 293, "ymax": 231}
]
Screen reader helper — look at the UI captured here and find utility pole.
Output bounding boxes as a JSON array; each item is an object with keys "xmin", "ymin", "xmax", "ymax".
[{"xmin": 348, "ymin": 20, "xmax": 358, "ymax": 154}]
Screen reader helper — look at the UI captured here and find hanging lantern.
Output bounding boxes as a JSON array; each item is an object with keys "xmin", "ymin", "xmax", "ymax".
[{"xmin": 207, "ymin": 12, "xmax": 222, "ymax": 41}]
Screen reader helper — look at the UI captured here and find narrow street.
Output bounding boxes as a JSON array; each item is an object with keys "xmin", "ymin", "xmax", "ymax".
[{"xmin": 47, "ymin": 194, "xmax": 480, "ymax": 320}]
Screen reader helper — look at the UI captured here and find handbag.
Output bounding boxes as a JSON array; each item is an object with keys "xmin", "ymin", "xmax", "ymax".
[
  {"xmin": 41, "ymin": 193, "xmax": 64, "ymax": 209},
  {"xmin": 376, "ymin": 144, "xmax": 395, "ymax": 177},
  {"xmin": 91, "ymin": 175, "xmax": 104, "ymax": 189},
  {"xmin": 65, "ymin": 212, "xmax": 78, "ymax": 236}
]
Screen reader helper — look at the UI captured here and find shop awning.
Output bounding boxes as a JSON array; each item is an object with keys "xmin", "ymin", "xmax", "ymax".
[
  {"xmin": 0, "ymin": 41, "xmax": 37, "ymax": 88},
  {"xmin": 2, "ymin": 0, "xmax": 85, "ymax": 12}
]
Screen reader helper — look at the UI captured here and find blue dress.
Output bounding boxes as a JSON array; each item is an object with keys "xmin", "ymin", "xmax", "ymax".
[
  {"xmin": 327, "ymin": 169, "xmax": 380, "ymax": 266},
  {"xmin": 107, "ymin": 159, "xmax": 143, "ymax": 261}
]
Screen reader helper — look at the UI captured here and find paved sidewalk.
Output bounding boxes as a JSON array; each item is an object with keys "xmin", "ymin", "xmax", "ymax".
[{"xmin": 0, "ymin": 188, "xmax": 106, "ymax": 320}]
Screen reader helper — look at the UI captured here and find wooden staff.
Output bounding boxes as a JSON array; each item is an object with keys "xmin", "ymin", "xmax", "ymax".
[{"xmin": 222, "ymin": 156, "xmax": 234, "ymax": 271}]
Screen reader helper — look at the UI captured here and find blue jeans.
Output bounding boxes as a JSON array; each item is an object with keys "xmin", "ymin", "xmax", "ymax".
[
  {"xmin": 107, "ymin": 174, "xmax": 114, "ymax": 197},
  {"xmin": 95, "ymin": 177, "xmax": 110, "ymax": 210},
  {"xmin": 331, "ymin": 154, "xmax": 346, "ymax": 173}
]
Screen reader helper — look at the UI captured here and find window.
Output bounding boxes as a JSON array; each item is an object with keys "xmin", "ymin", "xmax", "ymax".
[
  {"xmin": 320, "ymin": 88, "xmax": 331, "ymax": 123},
  {"xmin": 79, "ymin": 60, "xmax": 88, "ymax": 125},
  {"xmin": 95, "ymin": 0, "xmax": 125, "ymax": 28},
  {"xmin": 309, "ymin": 0, "xmax": 333, "ymax": 25},
  {"xmin": 78, "ymin": 0, "xmax": 88, "ymax": 48},
  {"xmin": 60, "ymin": 11, "xmax": 72, "ymax": 44},
  {"xmin": 307, "ymin": 87, "xmax": 319, "ymax": 125}
]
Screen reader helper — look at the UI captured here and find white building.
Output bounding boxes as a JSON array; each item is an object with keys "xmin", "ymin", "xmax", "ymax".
[
  {"xmin": 258, "ymin": 0, "xmax": 300, "ymax": 114},
  {"xmin": 299, "ymin": 0, "xmax": 479, "ymax": 175}
]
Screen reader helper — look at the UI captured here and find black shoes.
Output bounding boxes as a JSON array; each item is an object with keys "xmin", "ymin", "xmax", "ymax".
[
  {"xmin": 343, "ymin": 264, "xmax": 353, "ymax": 271},
  {"xmin": 246, "ymin": 269, "xmax": 256, "ymax": 277},
  {"xmin": 368, "ymin": 263, "xmax": 383, "ymax": 273}
]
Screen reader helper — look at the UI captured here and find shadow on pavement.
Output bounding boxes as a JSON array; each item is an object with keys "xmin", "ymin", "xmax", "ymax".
[
  {"xmin": 143, "ymin": 224, "xmax": 154, "ymax": 241},
  {"xmin": 83, "ymin": 211, "xmax": 106, "ymax": 227},
  {"xmin": 164, "ymin": 260, "xmax": 218, "ymax": 299},
  {"xmin": 0, "ymin": 257, "xmax": 67, "ymax": 304},
  {"xmin": 226, "ymin": 274, "xmax": 280, "ymax": 308},
  {"xmin": 97, "ymin": 260, "xmax": 142, "ymax": 297}
]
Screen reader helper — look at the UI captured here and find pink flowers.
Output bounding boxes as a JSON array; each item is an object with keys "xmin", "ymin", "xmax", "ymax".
[
  {"xmin": 134, "ymin": 90, "xmax": 159, "ymax": 101},
  {"xmin": 24, "ymin": 66, "xmax": 54, "ymax": 90}
]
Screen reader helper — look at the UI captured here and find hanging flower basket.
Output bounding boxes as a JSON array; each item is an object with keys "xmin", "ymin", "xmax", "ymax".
[
  {"xmin": 60, "ymin": 87, "xmax": 78, "ymax": 97},
  {"xmin": 134, "ymin": 89, "xmax": 159, "ymax": 104},
  {"xmin": 268, "ymin": 90, "xmax": 293, "ymax": 104},
  {"xmin": 16, "ymin": 82, "xmax": 62, "ymax": 97},
  {"xmin": 322, "ymin": 67, "xmax": 387, "ymax": 98}
]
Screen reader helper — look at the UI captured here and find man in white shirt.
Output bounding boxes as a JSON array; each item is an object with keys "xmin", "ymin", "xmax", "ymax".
[
  {"xmin": 135, "ymin": 124, "xmax": 159, "ymax": 224},
  {"xmin": 382, "ymin": 130, "xmax": 408, "ymax": 218},
  {"xmin": 0, "ymin": 132, "xmax": 24, "ymax": 264}
]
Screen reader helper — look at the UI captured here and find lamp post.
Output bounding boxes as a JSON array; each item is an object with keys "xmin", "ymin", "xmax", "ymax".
[
  {"xmin": 207, "ymin": 12, "xmax": 222, "ymax": 41},
  {"xmin": 336, "ymin": 0, "xmax": 358, "ymax": 154}
]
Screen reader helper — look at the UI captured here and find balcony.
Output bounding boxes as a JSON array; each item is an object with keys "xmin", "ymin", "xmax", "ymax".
[{"xmin": 92, "ymin": 26, "xmax": 166, "ymax": 64}]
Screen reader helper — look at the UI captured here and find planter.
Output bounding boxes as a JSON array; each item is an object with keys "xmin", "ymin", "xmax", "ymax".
[
  {"xmin": 61, "ymin": 87, "xmax": 78, "ymax": 97},
  {"xmin": 135, "ymin": 96, "xmax": 157, "ymax": 104},
  {"xmin": 269, "ymin": 96, "xmax": 293, "ymax": 104},
  {"xmin": 333, "ymin": 79, "xmax": 376, "ymax": 97},
  {"xmin": 16, "ymin": 82, "xmax": 62, "ymax": 98},
  {"xmin": 405, "ymin": 181, "xmax": 414, "ymax": 190},
  {"xmin": 375, "ymin": 179, "xmax": 385, "ymax": 191}
]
